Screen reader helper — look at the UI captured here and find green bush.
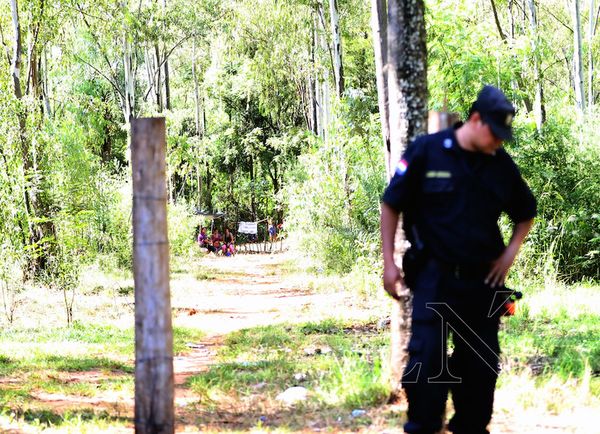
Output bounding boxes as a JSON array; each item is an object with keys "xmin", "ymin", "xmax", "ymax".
[
  {"xmin": 508, "ymin": 116, "xmax": 600, "ymax": 281},
  {"xmin": 285, "ymin": 96, "xmax": 385, "ymax": 277},
  {"xmin": 168, "ymin": 203, "xmax": 200, "ymax": 258}
]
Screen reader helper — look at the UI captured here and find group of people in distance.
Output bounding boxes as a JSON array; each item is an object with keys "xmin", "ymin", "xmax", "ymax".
[{"xmin": 197, "ymin": 227, "xmax": 235, "ymax": 256}]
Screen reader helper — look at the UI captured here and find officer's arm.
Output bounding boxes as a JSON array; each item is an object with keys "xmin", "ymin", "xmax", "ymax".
[
  {"xmin": 381, "ymin": 203, "xmax": 403, "ymax": 300},
  {"xmin": 486, "ymin": 218, "xmax": 534, "ymax": 287}
]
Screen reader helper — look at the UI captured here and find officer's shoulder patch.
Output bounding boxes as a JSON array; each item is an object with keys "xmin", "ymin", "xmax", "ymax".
[{"xmin": 395, "ymin": 159, "xmax": 409, "ymax": 176}]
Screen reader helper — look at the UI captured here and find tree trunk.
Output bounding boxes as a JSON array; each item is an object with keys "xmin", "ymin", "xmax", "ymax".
[
  {"xmin": 124, "ymin": 34, "xmax": 135, "ymax": 122},
  {"xmin": 10, "ymin": 0, "xmax": 39, "ymax": 276},
  {"xmin": 42, "ymin": 47, "xmax": 52, "ymax": 118},
  {"xmin": 192, "ymin": 37, "xmax": 201, "ymax": 136},
  {"xmin": 329, "ymin": 0, "xmax": 345, "ymax": 97},
  {"xmin": 196, "ymin": 164, "xmax": 202, "ymax": 208},
  {"xmin": 527, "ymin": 0, "xmax": 545, "ymax": 132},
  {"xmin": 490, "ymin": 0, "xmax": 533, "ymax": 113},
  {"xmin": 370, "ymin": 0, "xmax": 391, "ymax": 178},
  {"xmin": 250, "ymin": 156, "xmax": 256, "ymax": 220},
  {"xmin": 386, "ymin": 0, "xmax": 428, "ymax": 399},
  {"xmin": 589, "ymin": 0, "xmax": 595, "ymax": 110},
  {"xmin": 206, "ymin": 165, "xmax": 212, "ymax": 211},
  {"xmin": 310, "ymin": 17, "xmax": 318, "ymax": 135},
  {"xmin": 131, "ymin": 118, "xmax": 174, "ymax": 434},
  {"xmin": 10, "ymin": 0, "xmax": 23, "ymax": 101},
  {"xmin": 201, "ymin": 96, "xmax": 206, "ymax": 138},
  {"xmin": 573, "ymin": 0, "xmax": 585, "ymax": 113},
  {"xmin": 164, "ymin": 55, "xmax": 171, "ymax": 110},
  {"xmin": 154, "ymin": 44, "xmax": 163, "ymax": 112}
]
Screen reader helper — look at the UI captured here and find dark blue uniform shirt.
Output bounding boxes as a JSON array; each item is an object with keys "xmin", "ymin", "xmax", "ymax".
[{"xmin": 382, "ymin": 128, "xmax": 537, "ymax": 265}]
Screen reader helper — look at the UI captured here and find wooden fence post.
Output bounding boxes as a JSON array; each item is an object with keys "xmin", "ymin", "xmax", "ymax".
[{"xmin": 131, "ymin": 117, "xmax": 174, "ymax": 434}]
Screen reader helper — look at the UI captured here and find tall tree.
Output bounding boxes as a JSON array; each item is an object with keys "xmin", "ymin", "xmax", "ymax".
[
  {"xmin": 573, "ymin": 0, "xmax": 585, "ymax": 113},
  {"xmin": 527, "ymin": 0, "xmax": 545, "ymax": 132},
  {"xmin": 370, "ymin": 0, "xmax": 391, "ymax": 178},
  {"xmin": 329, "ymin": 0, "xmax": 345, "ymax": 97},
  {"xmin": 589, "ymin": 0, "xmax": 595, "ymax": 110},
  {"xmin": 385, "ymin": 0, "xmax": 428, "ymax": 398},
  {"xmin": 8, "ymin": 0, "xmax": 55, "ymax": 275},
  {"xmin": 162, "ymin": 0, "xmax": 171, "ymax": 110}
]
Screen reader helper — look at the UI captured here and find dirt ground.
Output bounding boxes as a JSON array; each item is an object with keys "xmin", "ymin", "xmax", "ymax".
[
  {"xmin": 1, "ymin": 251, "xmax": 597, "ymax": 433},
  {"xmin": 170, "ymin": 253, "xmax": 598, "ymax": 434}
]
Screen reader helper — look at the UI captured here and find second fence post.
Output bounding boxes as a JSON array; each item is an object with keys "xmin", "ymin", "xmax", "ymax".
[{"xmin": 131, "ymin": 117, "xmax": 174, "ymax": 434}]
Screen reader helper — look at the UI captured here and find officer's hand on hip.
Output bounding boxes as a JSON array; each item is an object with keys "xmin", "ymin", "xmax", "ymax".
[
  {"xmin": 383, "ymin": 263, "xmax": 403, "ymax": 301},
  {"xmin": 485, "ymin": 246, "xmax": 518, "ymax": 288}
]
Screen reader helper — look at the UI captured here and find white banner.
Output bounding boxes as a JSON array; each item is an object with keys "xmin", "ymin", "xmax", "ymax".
[{"xmin": 238, "ymin": 221, "xmax": 258, "ymax": 234}]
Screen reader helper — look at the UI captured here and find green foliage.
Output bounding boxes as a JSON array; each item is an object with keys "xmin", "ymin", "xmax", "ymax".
[
  {"xmin": 167, "ymin": 202, "xmax": 200, "ymax": 258},
  {"xmin": 286, "ymin": 96, "xmax": 385, "ymax": 275},
  {"xmin": 506, "ymin": 116, "xmax": 600, "ymax": 281}
]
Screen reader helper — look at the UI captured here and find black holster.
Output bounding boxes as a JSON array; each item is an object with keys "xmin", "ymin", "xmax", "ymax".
[{"xmin": 402, "ymin": 245, "xmax": 427, "ymax": 289}]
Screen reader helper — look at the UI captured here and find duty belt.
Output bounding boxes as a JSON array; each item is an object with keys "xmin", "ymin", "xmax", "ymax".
[{"xmin": 435, "ymin": 259, "xmax": 490, "ymax": 280}]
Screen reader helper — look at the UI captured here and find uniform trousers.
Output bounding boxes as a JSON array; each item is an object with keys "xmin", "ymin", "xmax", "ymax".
[{"xmin": 402, "ymin": 259, "xmax": 502, "ymax": 434}]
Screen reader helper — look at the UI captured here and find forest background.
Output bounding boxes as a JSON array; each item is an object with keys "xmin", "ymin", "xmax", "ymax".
[
  {"xmin": 0, "ymin": 0, "xmax": 599, "ymax": 428},
  {"xmin": 2, "ymin": 0, "xmax": 599, "ymax": 290}
]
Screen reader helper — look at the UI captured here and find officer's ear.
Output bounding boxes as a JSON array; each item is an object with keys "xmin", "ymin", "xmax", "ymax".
[{"xmin": 470, "ymin": 111, "xmax": 483, "ymax": 126}]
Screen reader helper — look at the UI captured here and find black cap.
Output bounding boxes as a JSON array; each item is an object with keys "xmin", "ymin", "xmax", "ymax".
[{"xmin": 470, "ymin": 85, "xmax": 516, "ymax": 140}]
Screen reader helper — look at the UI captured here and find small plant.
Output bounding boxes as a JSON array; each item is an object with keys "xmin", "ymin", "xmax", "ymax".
[
  {"xmin": 45, "ymin": 248, "xmax": 82, "ymax": 327},
  {"xmin": 0, "ymin": 244, "xmax": 23, "ymax": 325}
]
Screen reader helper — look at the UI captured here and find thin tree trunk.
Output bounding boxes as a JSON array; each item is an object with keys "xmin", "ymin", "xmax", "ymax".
[
  {"xmin": 573, "ymin": 0, "xmax": 585, "ymax": 113},
  {"xmin": 527, "ymin": 0, "xmax": 545, "ymax": 132},
  {"xmin": 317, "ymin": 2, "xmax": 336, "ymax": 93},
  {"xmin": 323, "ymin": 74, "xmax": 330, "ymax": 142},
  {"xmin": 589, "ymin": 0, "xmax": 595, "ymax": 110},
  {"xmin": 386, "ymin": 0, "xmax": 428, "ymax": 400},
  {"xmin": 314, "ymin": 14, "xmax": 324, "ymax": 139},
  {"xmin": 201, "ymin": 96, "xmax": 206, "ymax": 138},
  {"xmin": 42, "ymin": 47, "xmax": 52, "ymax": 117},
  {"xmin": 10, "ymin": 0, "xmax": 23, "ymax": 101},
  {"xmin": 329, "ymin": 0, "xmax": 345, "ymax": 97},
  {"xmin": 250, "ymin": 157, "xmax": 256, "ymax": 220},
  {"xmin": 164, "ymin": 56, "xmax": 170, "ymax": 110},
  {"xmin": 490, "ymin": 0, "xmax": 507, "ymax": 40},
  {"xmin": 196, "ymin": 165, "xmax": 201, "ymax": 208},
  {"xmin": 124, "ymin": 35, "xmax": 134, "ymax": 121},
  {"xmin": 310, "ymin": 18, "xmax": 318, "ymax": 135},
  {"xmin": 131, "ymin": 118, "xmax": 174, "ymax": 434},
  {"xmin": 145, "ymin": 46, "xmax": 153, "ymax": 95},
  {"xmin": 490, "ymin": 0, "xmax": 534, "ymax": 112},
  {"xmin": 192, "ymin": 37, "xmax": 201, "ymax": 136},
  {"xmin": 371, "ymin": 0, "xmax": 391, "ymax": 178},
  {"xmin": 509, "ymin": 0, "xmax": 515, "ymax": 39},
  {"xmin": 320, "ymin": 28, "xmax": 331, "ymax": 142},
  {"xmin": 316, "ymin": 70, "xmax": 324, "ymax": 139},
  {"xmin": 10, "ymin": 0, "xmax": 36, "ymax": 267},
  {"xmin": 163, "ymin": 0, "xmax": 170, "ymax": 110},
  {"xmin": 155, "ymin": 44, "xmax": 163, "ymax": 111},
  {"xmin": 206, "ymin": 165, "xmax": 212, "ymax": 211}
]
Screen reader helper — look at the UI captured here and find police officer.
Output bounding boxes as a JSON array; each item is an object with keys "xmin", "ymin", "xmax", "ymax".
[{"xmin": 380, "ymin": 85, "xmax": 536, "ymax": 434}]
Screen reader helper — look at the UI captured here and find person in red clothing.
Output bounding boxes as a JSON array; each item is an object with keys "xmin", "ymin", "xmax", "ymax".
[
  {"xmin": 211, "ymin": 228, "xmax": 223, "ymax": 252},
  {"xmin": 222, "ymin": 228, "xmax": 235, "ymax": 256}
]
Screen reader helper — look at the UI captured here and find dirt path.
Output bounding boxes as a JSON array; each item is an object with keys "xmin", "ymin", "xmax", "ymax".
[
  {"xmin": 168, "ymin": 253, "xmax": 598, "ymax": 434},
  {"xmin": 170, "ymin": 251, "xmax": 367, "ymax": 415}
]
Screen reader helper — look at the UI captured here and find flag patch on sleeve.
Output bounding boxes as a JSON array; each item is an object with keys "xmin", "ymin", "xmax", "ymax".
[{"xmin": 395, "ymin": 159, "xmax": 408, "ymax": 176}]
